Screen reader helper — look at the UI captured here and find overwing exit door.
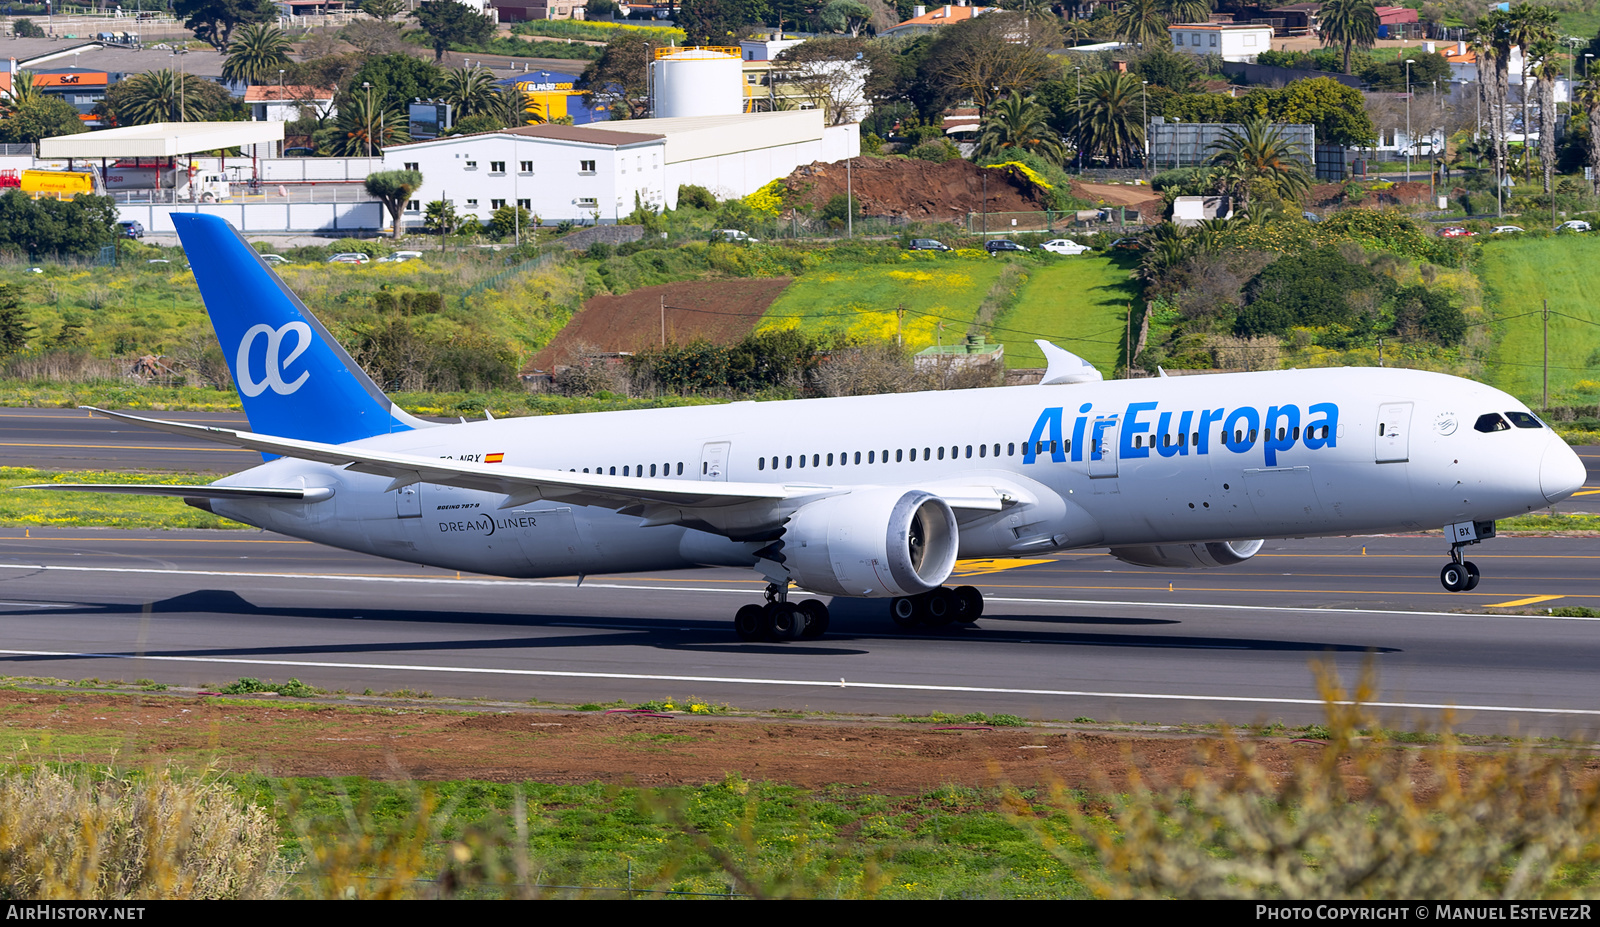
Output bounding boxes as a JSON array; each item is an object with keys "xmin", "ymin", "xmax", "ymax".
[{"xmin": 700, "ymin": 441, "xmax": 731, "ymax": 481}]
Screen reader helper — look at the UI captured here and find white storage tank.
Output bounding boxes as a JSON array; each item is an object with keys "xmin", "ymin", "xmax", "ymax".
[{"xmin": 652, "ymin": 47, "xmax": 743, "ymax": 118}]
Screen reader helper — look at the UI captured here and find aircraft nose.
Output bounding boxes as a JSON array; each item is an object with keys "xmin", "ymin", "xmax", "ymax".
[{"xmin": 1540, "ymin": 439, "xmax": 1587, "ymax": 504}]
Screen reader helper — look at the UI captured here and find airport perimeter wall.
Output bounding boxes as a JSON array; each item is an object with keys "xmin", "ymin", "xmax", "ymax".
[{"xmin": 116, "ymin": 202, "xmax": 385, "ymax": 234}]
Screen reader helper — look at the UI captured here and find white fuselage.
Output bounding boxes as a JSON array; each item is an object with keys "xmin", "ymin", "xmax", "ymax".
[{"xmin": 205, "ymin": 367, "xmax": 1577, "ymax": 586}]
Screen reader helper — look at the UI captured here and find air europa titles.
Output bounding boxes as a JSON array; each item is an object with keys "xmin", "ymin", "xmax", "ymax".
[{"xmin": 1025, "ymin": 401, "xmax": 1340, "ymax": 468}]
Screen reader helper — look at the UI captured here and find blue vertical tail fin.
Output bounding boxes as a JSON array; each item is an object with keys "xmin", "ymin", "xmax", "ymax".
[{"xmin": 173, "ymin": 214, "xmax": 430, "ymax": 443}]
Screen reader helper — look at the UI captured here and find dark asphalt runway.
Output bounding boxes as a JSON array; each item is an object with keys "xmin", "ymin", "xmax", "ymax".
[
  {"xmin": 0, "ymin": 528, "xmax": 1596, "ymax": 735},
  {"xmin": 2, "ymin": 407, "xmax": 1598, "ymax": 734},
  {"xmin": 0, "ymin": 408, "xmax": 253, "ymax": 473}
]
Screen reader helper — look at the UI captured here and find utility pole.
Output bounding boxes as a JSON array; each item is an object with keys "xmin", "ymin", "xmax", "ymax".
[
  {"xmin": 1543, "ymin": 298, "xmax": 1549, "ymax": 409},
  {"xmin": 846, "ymin": 158, "xmax": 853, "ymax": 239},
  {"xmin": 1378, "ymin": 337, "xmax": 1384, "ymax": 367},
  {"xmin": 660, "ymin": 294, "xmax": 666, "ymax": 346},
  {"xmin": 1124, "ymin": 304, "xmax": 1132, "ymax": 377}
]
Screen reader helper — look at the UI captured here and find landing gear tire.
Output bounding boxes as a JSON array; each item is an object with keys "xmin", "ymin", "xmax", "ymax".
[
  {"xmin": 1440, "ymin": 562, "xmax": 1469, "ymax": 592},
  {"xmin": 735, "ymin": 603, "xmax": 767, "ymax": 642},
  {"xmin": 1463, "ymin": 561, "xmax": 1480, "ymax": 591},
  {"xmin": 951, "ymin": 585, "xmax": 984, "ymax": 622},
  {"xmin": 769, "ymin": 603, "xmax": 806, "ymax": 641},
  {"xmin": 797, "ymin": 599, "xmax": 830, "ymax": 640},
  {"xmin": 890, "ymin": 596, "xmax": 918, "ymax": 629},
  {"xmin": 890, "ymin": 586, "xmax": 986, "ymax": 631}
]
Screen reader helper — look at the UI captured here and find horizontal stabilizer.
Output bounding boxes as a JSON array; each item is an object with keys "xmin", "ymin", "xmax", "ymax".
[
  {"xmin": 21, "ymin": 484, "xmax": 333, "ymax": 502},
  {"xmin": 1035, "ymin": 339, "xmax": 1104, "ymax": 385}
]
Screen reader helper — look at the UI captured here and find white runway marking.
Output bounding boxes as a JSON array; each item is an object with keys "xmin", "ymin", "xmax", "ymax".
[{"xmin": 0, "ymin": 646, "xmax": 1594, "ymax": 718}]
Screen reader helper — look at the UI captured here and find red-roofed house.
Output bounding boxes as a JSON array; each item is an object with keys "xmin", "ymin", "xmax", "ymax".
[
  {"xmin": 1374, "ymin": 6, "xmax": 1421, "ymax": 38},
  {"xmin": 882, "ymin": 3, "xmax": 994, "ymax": 37},
  {"xmin": 246, "ymin": 86, "xmax": 337, "ymax": 123}
]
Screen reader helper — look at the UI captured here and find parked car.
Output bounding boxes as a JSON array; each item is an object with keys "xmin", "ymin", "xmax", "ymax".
[
  {"xmin": 1437, "ymin": 226, "xmax": 1475, "ymax": 238},
  {"xmin": 117, "ymin": 220, "xmax": 144, "ymax": 240},
  {"xmin": 1489, "ymin": 226, "xmax": 1524, "ymax": 234},
  {"xmin": 1108, "ymin": 237, "xmax": 1142, "ymax": 251},
  {"xmin": 719, "ymin": 229, "xmax": 759, "ymax": 243},
  {"xmin": 261, "ymin": 254, "xmax": 292, "ymax": 265},
  {"xmin": 908, "ymin": 239, "xmax": 951, "ymax": 252},
  {"xmin": 1038, "ymin": 238, "xmax": 1091, "ymax": 256},
  {"xmin": 985, "ymin": 239, "xmax": 1028, "ymax": 255},
  {"xmin": 326, "ymin": 252, "xmax": 371, "ymax": 264},
  {"xmin": 375, "ymin": 250, "xmax": 423, "ymax": 264},
  {"xmin": 1558, "ymin": 220, "xmax": 1591, "ymax": 232}
]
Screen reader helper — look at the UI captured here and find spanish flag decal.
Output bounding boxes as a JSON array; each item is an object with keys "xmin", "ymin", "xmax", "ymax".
[{"xmin": 485, "ymin": 453, "xmax": 505, "ymax": 464}]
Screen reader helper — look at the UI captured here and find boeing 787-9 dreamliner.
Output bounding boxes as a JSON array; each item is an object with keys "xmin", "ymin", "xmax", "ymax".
[{"xmin": 28, "ymin": 215, "xmax": 1588, "ymax": 641}]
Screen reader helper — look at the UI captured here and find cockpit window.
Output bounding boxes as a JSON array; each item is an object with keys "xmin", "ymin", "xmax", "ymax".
[
  {"xmin": 1475, "ymin": 413, "xmax": 1511, "ymax": 433},
  {"xmin": 1505, "ymin": 411, "xmax": 1544, "ymax": 429}
]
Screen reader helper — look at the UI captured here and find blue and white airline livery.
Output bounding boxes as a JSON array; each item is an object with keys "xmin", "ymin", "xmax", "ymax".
[{"xmin": 30, "ymin": 215, "xmax": 1588, "ymax": 641}]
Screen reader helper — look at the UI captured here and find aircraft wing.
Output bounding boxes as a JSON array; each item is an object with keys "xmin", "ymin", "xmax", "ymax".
[
  {"xmin": 73, "ymin": 407, "xmax": 800, "ymax": 510},
  {"xmin": 43, "ymin": 409, "xmax": 1024, "ymax": 528}
]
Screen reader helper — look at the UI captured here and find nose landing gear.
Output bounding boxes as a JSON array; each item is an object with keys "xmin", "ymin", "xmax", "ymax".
[{"xmin": 1439, "ymin": 520, "xmax": 1494, "ymax": 592}]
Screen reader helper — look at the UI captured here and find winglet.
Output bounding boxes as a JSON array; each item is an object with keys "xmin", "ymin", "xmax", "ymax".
[{"xmin": 1035, "ymin": 340, "xmax": 1104, "ymax": 385}]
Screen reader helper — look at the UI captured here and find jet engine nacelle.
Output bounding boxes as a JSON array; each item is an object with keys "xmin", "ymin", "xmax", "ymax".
[
  {"xmin": 1108, "ymin": 539, "xmax": 1265, "ymax": 569},
  {"xmin": 783, "ymin": 489, "xmax": 959, "ymax": 598}
]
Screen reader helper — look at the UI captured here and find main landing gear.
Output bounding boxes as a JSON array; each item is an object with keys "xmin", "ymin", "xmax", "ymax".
[
  {"xmin": 1439, "ymin": 520, "xmax": 1495, "ymax": 592},
  {"xmin": 889, "ymin": 585, "xmax": 984, "ymax": 631},
  {"xmin": 734, "ymin": 583, "xmax": 830, "ymax": 642}
]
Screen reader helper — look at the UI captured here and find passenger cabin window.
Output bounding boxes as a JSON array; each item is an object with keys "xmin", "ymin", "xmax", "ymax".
[
  {"xmin": 1475, "ymin": 413, "xmax": 1511, "ymax": 433},
  {"xmin": 1505, "ymin": 411, "xmax": 1544, "ymax": 428}
]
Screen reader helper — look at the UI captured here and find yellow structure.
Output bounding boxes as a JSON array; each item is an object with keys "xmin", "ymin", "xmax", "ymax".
[{"xmin": 19, "ymin": 168, "xmax": 101, "ymax": 199}]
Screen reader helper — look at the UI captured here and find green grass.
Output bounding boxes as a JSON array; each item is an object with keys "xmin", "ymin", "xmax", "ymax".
[
  {"xmin": 1476, "ymin": 237, "xmax": 1600, "ymax": 406},
  {"xmin": 757, "ymin": 257, "xmax": 1006, "ymax": 351},
  {"xmin": 1495, "ymin": 512, "xmax": 1600, "ymax": 532},
  {"xmin": 990, "ymin": 255, "xmax": 1142, "ymax": 372},
  {"xmin": 239, "ymin": 773, "xmax": 1091, "ymax": 899},
  {"xmin": 0, "ymin": 467, "xmax": 244, "ymax": 529}
]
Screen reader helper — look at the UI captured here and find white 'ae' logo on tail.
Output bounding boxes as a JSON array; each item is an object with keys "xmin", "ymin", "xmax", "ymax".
[{"xmin": 237, "ymin": 322, "xmax": 312, "ymax": 397}]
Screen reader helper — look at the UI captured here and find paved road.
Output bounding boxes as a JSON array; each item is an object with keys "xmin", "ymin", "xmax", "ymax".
[{"xmin": 0, "ymin": 529, "xmax": 1596, "ymax": 735}]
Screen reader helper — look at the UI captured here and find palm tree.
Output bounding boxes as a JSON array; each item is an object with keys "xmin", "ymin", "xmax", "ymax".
[
  {"xmin": 442, "ymin": 65, "xmax": 500, "ymax": 120},
  {"xmin": 1161, "ymin": 0, "xmax": 1211, "ymax": 26},
  {"xmin": 1318, "ymin": 0, "xmax": 1379, "ymax": 75},
  {"xmin": 493, "ymin": 85, "xmax": 540, "ymax": 129},
  {"xmin": 1205, "ymin": 117, "xmax": 1311, "ymax": 214},
  {"xmin": 1113, "ymin": 0, "xmax": 1169, "ymax": 48},
  {"xmin": 1472, "ymin": 8, "xmax": 1514, "ymax": 206},
  {"xmin": 333, "ymin": 92, "xmax": 410, "ymax": 156},
  {"xmin": 1577, "ymin": 74, "xmax": 1600, "ymax": 194},
  {"xmin": 975, "ymin": 92, "xmax": 1068, "ymax": 165},
  {"xmin": 114, "ymin": 69, "xmax": 200, "ymax": 124},
  {"xmin": 0, "ymin": 70, "xmax": 46, "ymax": 115},
  {"xmin": 1076, "ymin": 70, "xmax": 1146, "ymax": 167},
  {"xmin": 222, "ymin": 24, "xmax": 292, "ymax": 86},
  {"xmin": 1507, "ymin": 4, "xmax": 1558, "ymax": 181},
  {"xmin": 1530, "ymin": 38, "xmax": 1563, "ymax": 193}
]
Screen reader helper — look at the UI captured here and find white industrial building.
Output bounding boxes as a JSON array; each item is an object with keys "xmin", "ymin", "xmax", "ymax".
[
  {"xmin": 382, "ymin": 110, "xmax": 860, "ymax": 226},
  {"xmin": 1168, "ymin": 23, "xmax": 1273, "ymax": 63}
]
